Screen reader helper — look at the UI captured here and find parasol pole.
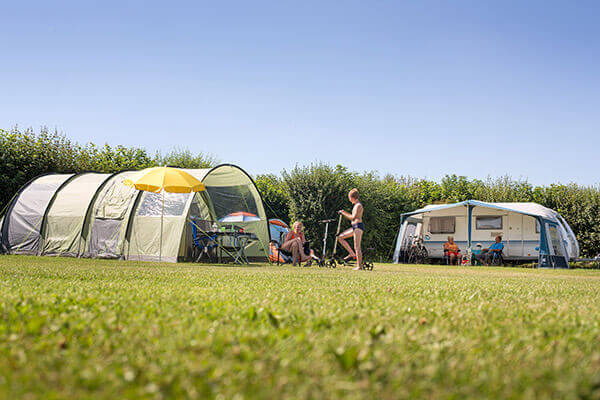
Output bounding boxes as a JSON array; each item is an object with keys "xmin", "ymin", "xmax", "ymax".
[{"xmin": 160, "ymin": 190, "xmax": 164, "ymax": 262}]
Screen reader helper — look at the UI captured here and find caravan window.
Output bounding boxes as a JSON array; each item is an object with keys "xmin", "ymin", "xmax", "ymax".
[
  {"xmin": 476, "ymin": 216, "xmax": 502, "ymax": 230},
  {"xmin": 429, "ymin": 217, "xmax": 455, "ymax": 234}
]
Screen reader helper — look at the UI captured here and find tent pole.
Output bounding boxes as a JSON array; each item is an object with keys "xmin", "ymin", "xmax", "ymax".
[{"xmin": 467, "ymin": 204, "xmax": 473, "ymax": 257}]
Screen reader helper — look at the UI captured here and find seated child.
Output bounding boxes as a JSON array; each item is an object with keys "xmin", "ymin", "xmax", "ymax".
[{"xmin": 471, "ymin": 243, "xmax": 483, "ymax": 265}]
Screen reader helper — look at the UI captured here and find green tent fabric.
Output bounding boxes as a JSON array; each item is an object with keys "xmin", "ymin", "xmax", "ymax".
[
  {"xmin": 185, "ymin": 165, "xmax": 269, "ymax": 261},
  {"xmin": 0, "ymin": 164, "xmax": 271, "ymax": 263}
]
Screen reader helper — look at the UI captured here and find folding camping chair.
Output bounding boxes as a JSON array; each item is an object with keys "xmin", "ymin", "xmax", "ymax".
[
  {"xmin": 443, "ymin": 249, "xmax": 461, "ymax": 265},
  {"xmin": 487, "ymin": 249, "xmax": 504, "ymax": 266},
  {"xmin": 190, "ymin": 220, "xmax": 218, "ymax": 262},
  {"xmin": 269, "ymin": 240, "xmax": 293, "ymax": 265}
]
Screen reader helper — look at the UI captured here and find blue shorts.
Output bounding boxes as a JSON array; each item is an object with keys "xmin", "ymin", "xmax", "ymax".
[{"xmin": 352, "ymin": 222, "xmax": 365, "ymax": 231}]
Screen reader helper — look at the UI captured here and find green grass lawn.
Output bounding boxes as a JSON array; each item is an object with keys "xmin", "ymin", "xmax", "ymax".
[{"xmin": 1, "ymin": 256, "xmax": 600, "ymax": 399}]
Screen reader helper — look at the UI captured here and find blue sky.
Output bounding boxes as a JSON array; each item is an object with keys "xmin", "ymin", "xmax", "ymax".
[{"xmin": 1, "ymin": 1, "xmax": 598, "ymax": 185}]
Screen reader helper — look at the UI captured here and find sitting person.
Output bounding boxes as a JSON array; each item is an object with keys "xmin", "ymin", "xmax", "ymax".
[
  {"xmin": 279, "ymin": 221, "xmax": 318, "ymax": 266},
  {"xmin": 471, "ymin": 243, "xmax": 483, "ymax": 265},
  {"xmin": 474, "ymin": 235, "xmax": 504, "ymax": 265},
  {"xmin": 443, "ymin": 236, "xmax": 460, "ymax": 265}
]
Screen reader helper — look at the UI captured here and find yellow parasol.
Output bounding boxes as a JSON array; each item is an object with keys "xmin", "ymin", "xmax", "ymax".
[
  {"xmin": 124, "ymin": 167, "xmax": 205, "ymax": 261},
  {"xmin": 124, "ymin": 167, "xmax": 205, "ymax": 193}
]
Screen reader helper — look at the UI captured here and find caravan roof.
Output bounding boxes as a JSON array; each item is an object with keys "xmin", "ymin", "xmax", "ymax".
[{"xmin": 403, "ymin": 200, "xmax": 561, "ymax": 222}]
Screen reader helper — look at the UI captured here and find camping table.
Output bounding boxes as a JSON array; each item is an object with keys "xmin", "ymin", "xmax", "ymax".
[{"xmin": 214, "ymin": 231, "xmax": 259, "ymax": 265}]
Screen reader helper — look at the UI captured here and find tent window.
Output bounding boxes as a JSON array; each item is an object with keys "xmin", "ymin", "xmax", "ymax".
[
  {"xmin": 136, "ymin": 192, "xmax": 188, "ymax": 216},
  {"xmin": 535, "ymin": 220, "xmax": 540, "ymax": 233},
  {"xmin": 94, "ymin": 179, "xmax": 137, "ymax": 220},
  {"xmin": 476, "ymin": 216, "xmax": 502, "ymax": 230},
  {"xmin": 205, "ymin": 185, "xmax": 259, "ymax": 220},
  {"xmin": 429, "ymin": 217, "xmax": 455, "ymax": 234}
]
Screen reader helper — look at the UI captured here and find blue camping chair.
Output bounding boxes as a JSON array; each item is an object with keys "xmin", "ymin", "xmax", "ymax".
[
  {"xmin": 190, "ymin": 220, "xmax": 218, "ymax": 262},
  {"xmin": 487, "ymin": 250, "xmax": 504, "ymax": 266}
]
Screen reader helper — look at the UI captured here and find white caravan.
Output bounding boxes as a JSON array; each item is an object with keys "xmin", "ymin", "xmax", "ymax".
[{"xmin": 393, "ymin": 200, "xmax": 579, "ymax": 268}]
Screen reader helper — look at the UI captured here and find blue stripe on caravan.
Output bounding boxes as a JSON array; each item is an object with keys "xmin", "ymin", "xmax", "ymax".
[
  {"xmin": 425, "ymin": 241, "xmax": 468, "ymax": 244},
  {"xmin": 425, "ymin": 240, "xmax": 539, "ymax": 244}
]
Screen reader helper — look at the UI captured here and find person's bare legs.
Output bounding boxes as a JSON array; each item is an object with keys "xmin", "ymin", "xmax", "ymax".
[
  {"xmin": 295, "ymin": 240, "xmax": 308, "ymax": 265},
  {"xmin": 280, "ymin": 237, "xmax": 300, "ymax": 253},
  {"xmin": 281, "ymin": 238, "xmax": 303, "ymax": 260},
  {"xmin": 353, "ymin": 228, "xmax": 363, "ymax": 270},
  {"xmin": 296, "ymin": 239, "xmax": 310, "ymax": 265},
  {"xmin": 299, "ymin": 244, "xmax": 312, "ymax": 263},
  {"xmin": 281, "ymin": 238, "xmax": 302, "ymax": 266},
  {"xmin": 291, "ymin": 241, "xmax": 300, "ymax": 266},
  {"xmin": 338, "ymin": 228, "xmax": 355, "ymax": 259}
]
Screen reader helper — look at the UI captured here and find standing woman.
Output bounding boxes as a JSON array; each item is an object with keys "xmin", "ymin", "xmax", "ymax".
[{"xmin": 337, "ymin": 188, "xmax": 364, "ymax": 270}]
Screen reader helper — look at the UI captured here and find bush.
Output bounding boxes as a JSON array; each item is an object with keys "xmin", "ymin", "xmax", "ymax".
[{"xmin": 255, "ymin": 174, "xmax": 290, "ymax": 223}]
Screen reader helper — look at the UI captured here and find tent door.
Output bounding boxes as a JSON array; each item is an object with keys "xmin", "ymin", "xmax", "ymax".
[{"xmin": 544, "ymin": 222, "xmax": 569, "ymax": 268}]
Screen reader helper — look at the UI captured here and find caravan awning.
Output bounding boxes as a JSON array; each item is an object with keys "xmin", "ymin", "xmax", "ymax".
[{"xmin": 402, "ymin": 200, "xmax": 560, "ymax": 222}]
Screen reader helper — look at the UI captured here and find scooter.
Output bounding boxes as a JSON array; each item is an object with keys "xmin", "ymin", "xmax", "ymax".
[
  {"xmin": 317, "ymin": 217, "xmax": 337, "ymax": 268},
  {"xmin": 318, "ymin": 215, "xmax": 374, "ymax": 270}
]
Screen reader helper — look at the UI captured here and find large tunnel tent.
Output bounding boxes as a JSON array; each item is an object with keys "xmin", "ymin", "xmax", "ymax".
[{"xmin": 0, "ymin": 164, "xmax": 271, "ymax": 263}]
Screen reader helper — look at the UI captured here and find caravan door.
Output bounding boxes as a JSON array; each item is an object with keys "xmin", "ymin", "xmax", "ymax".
[{"xmin": 506, "ymin": 214, "xmax": 523, "ymax": 257}]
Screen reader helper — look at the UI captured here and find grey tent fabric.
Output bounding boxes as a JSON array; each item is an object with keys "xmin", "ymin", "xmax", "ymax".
[
  {"xmin": 42, "ymin": 173, "xmax": 111, "ymax": 256},
  {"xmin": 0, "ymin": 215, "xmax": 4, "ymax": 250},
  {"xmin": 1, "ymin": 174, "xmax": 74, "ymax": 254}
]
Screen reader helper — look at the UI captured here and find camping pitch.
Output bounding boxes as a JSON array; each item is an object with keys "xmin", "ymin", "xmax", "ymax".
[
  {"xmin": 393, "ymin": 200, "xmax": 579, "ymax": 268},
  {"xmin": 0, "ymin": 164, "xmax": 271, "ymax": 262}
]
